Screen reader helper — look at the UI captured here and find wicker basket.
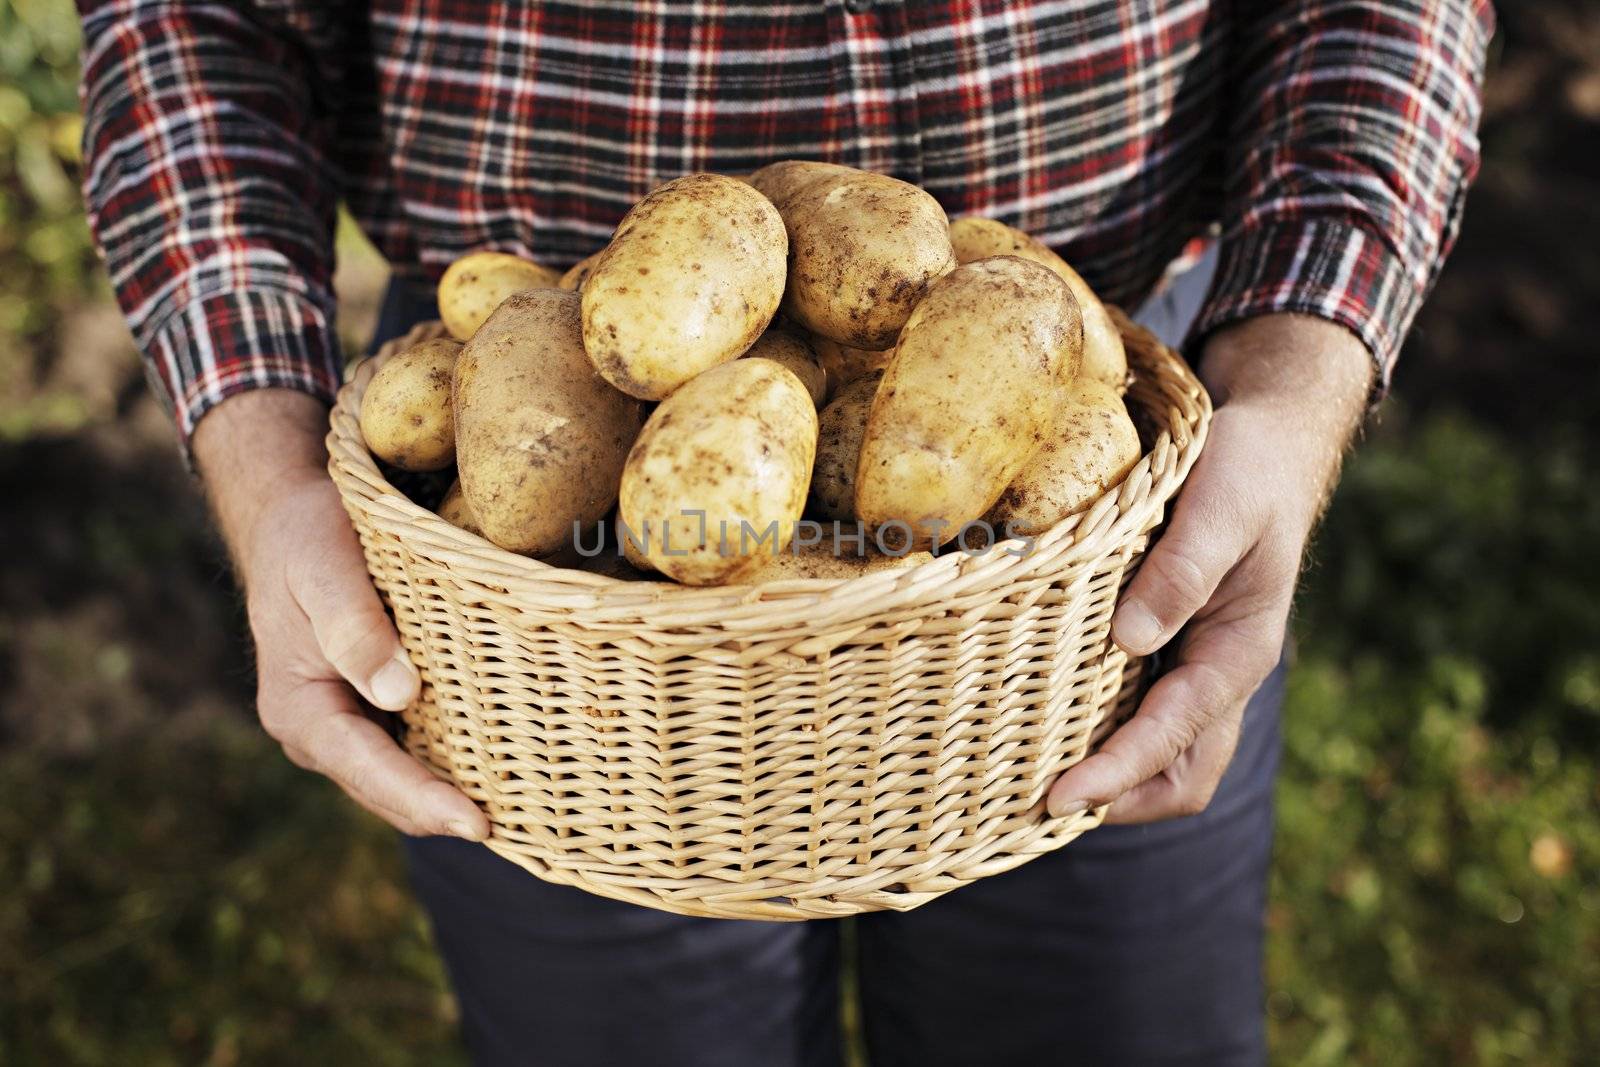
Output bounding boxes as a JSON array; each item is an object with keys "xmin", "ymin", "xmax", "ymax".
[{"xmin": 326, "ymin": 316, "xmax": 1210, "ymax": 920}]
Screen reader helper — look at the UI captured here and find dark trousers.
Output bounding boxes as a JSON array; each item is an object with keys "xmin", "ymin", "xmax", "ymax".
[{"xmin": 375, "ymin": 282, "xmax": 1281, "ymax": 1067}]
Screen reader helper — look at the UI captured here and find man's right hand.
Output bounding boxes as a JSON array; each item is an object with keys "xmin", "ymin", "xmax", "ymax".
[{"xmin": 194, "ymin": 389, "xmax": 490, "ymax": 840}]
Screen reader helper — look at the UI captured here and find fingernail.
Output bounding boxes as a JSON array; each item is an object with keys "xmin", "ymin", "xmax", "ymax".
[
  {"xmin": 1049, "ymin": 798, "xmax": 1091, "ymax": 819},
  {"xmin": 1115, "ymin": 601, "xmax": 1162, "ymax": 654},
  {"xmin": 447, "ymin": 819, "xmax": 485, "ymax": 841},
  {"xmin": 370, "ymin": 653, "xmax": 417, "ymax": 709}
]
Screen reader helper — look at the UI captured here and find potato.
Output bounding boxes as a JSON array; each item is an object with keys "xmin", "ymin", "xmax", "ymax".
[
  {"xmin": 438, "ymin": 251, "xmax": 563, "ymax": 340},
  {"xmin": 739, "ymin": 539, "xmax": 933, "ymax": 582},
  {"xmin": 558, "ymin": 250, "xmax": 604, "ymax": 292},
  {"xmin": 454, "ymin": 289, "xmax": 647, "ymax": 555},
  {"xmin": 358, "ymin": 337, "xmax": 462, "ymax": 471},
  {"xmin": 779, "ymin": 170, "xmax": 956, "ymax": 350},
  {"xmin": 809, "ymin": 371, "xmax": 881, "ymax": 521},
  {"xmin": 855, "ymin": 257, "xmax": 1084, "ymax": 548},
  {"xmin": 742, "ymin": 331, "xmax": 826, "ymax": 407},
  {"xmin": 807, "ymin": 333, "xmax": 890, "ymax": 398},
  {"xmin": 619, "ymin": 359, "xmax": 817, "ymax": 585},
  {"xmin": 1106, "ymin": 303, "xmax": 1163, "ymax": 373},
  {"xmin": 582, "ymin": 174, "xmax": 787, "ymax": 400},
  {"xmin": 436, "ymin": 479, "xmax": 484, "ymax": 538},
  {"xmin": 747, "ymin": 160, "xmax": 856, "ymax": 213},
  {"xmin": 948, "ymin": 217, "xmax": 1128, "ymax": 390},
  {"xmin": 987, "ymin": 379, "xmax": 1142, "ymax": 536}
]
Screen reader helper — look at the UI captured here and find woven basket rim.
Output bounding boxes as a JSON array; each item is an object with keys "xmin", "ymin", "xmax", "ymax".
[{"xmin": 326, "ymin": 311, "xmax": 1210, "ymax": 639}]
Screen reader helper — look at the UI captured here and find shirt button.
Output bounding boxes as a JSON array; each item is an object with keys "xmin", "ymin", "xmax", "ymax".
[{"xmin": 844, "ymin": 0, "xmax": 872, "ymax": 12}]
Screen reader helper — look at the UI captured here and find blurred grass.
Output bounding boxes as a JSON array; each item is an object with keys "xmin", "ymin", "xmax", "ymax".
[
  {"xmin": 1268, "ymin": 412, "xmax": 1600, "ymax": 1063},
  {"xmin": 0, "ymin": 729, "xmax": 468, "ymax": 1067},
  {"xmin": 1, "ymin": 1, "xmax": 1598, "ymax": 1064}
]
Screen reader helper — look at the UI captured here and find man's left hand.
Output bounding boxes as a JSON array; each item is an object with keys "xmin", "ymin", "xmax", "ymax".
[{"xmin": 1047, "ymin": 312, "xmax": 1374, "ymax": 824}]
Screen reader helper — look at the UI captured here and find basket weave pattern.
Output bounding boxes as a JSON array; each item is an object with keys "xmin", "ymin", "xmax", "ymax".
[{"xmin": 327, "ymin": 319, "xmax": 1210, "ymax": 920}]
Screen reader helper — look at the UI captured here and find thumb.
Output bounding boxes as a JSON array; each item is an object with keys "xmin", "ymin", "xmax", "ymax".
[
  {"xmin": 288, "ymin": 541, "xmax": 419, "ymax": 711},
  {"xmin": 1113, "ymin": 484, "xmax": 1251, "ymax": 656}
]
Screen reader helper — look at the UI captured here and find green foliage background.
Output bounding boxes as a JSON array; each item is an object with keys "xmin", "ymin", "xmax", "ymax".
[
  {"xmin": 0, "ymin": 0, "xmax": 100, "ymax": 438},
  {"xmin": 1, "ymin": 1, "xmax": 1596, "ymax": 1063}
]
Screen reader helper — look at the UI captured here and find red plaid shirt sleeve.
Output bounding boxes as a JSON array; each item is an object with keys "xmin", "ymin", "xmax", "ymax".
[
  {"xmin": 79, "ymin": 1, "xmax": 1493, "ymax": 455},
  {"xmin": 78, "ymin": 0, "xmax": 345, "ymax": 452},
  {"xmin": 1193, "ymin": 0, "xmax": 1495, "ymax": 384}
]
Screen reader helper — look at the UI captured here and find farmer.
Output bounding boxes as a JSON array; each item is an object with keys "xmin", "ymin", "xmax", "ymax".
[{"xmin": 79, "ymin": 3, "xmax": 1491, "ymax": 1064}]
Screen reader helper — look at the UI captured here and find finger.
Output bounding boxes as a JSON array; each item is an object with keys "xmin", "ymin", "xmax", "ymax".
[
  {"xmin": 1103, "ymin": 704, "xmax": 1244, "ymax": 824},
  {"xmin": 1112, "ymin": 483, "xmax": 1253, "ymax": 656},
  {"xmin": 280, "ymin": 740, "xmax": 316, "ymax": 772},
  {"xmin": 278, "ymin": 728, "xmax": 439, "ymax": 835},
  {"xmin": 287, "ymin": 533, "xmax": 419, "ymax": 712},
  {"xmin": 1048, "ymin": 606, "xmax": 1284, "ymax": 818},
  {"xmin": 283, "ymin": 736, "xmax": 431, "ymax": 834},
  {"xmin": 1046, "ymin": 658, "xmax": 1235, "ymax": 816},
  {"xmin": 285, "ymin": 680, "xmax": 490, "ymax": 840},
  {"xmin": 261, "ymin": 677, "xmax": 477, "ymax": 837}
]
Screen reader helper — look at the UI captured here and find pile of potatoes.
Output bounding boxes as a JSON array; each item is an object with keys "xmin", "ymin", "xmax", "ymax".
[{"xmin": 359, "ymin": 163, "xmax": 1144, "ymax": 587}]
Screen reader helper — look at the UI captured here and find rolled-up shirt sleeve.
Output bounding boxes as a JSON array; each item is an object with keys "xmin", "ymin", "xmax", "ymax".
[
  {"xmin": 79, "ymin": 0, "xmax": 342, "ymax": 453},
  {"xmin": 1193, "ymin": 0, "xmax": 1495, "ymax": 387}
]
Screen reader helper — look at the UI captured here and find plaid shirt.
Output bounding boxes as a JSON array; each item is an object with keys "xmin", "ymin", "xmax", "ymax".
[{"xmin": 79, "ymin": 1, "xmax": 1493, "ymax": 451}]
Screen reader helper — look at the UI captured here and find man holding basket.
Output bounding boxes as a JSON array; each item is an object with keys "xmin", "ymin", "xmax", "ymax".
[{"xmin": 79, "ymin": 2, "xmax": 1491, "ymax": 1063}]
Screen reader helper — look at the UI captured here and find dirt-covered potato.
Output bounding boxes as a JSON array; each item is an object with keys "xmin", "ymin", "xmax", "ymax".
[
  {"xmin": 454, "ymin": 289, "xmax": 646, "ymax": 556},
  {"xmin": 747, "ymin": 160, "xmax": 855, "ymax": 213},
  {"xmin": 436, "ymin": 479, "xmax": 484, "ymax": 538},
  {"xmin": 987, "ymin": 379, "xmax": 1142, "ymax": 536},
  {"xmin": 742, "ymin": 331, "xmax": 826, "ymax": 407},
  {"xmin": 777, "ymin": 169, "xmax": 955, "ymax": 350},
  {"xmin": 558, "ymin": 250, "xmax": 604, "ymax": 293},
  {"xmin": 738, "ymin": 539, "xmax": 933, "ymax": 582},
  {"xmin": 619, "ymin": 359, "xmax": 817, "ymax": 585},
  {"xmin": 809, "ymin": 371, "xmax": 881, "ymax": 521},
  {"xmin": 856, "ymin": 257, "xmax": 1084, "ymax": 548},
  {"xmin": 358, "ymin": 337, "xmax": 462, "ymax": 471},
  {"xmin": 582, "ymin": 174, "xmax": 787, "ymax": 400},
  {"xmin": 438, "ymin": 251, "xmax": 563, "ymax": 340},
  {"xmin": 948, "ymin": 217, "xmax": 1128, "ymax": 391},
  {"xmin": 807, "ymin": 333, "xmax": 890, "ymax": 399}
]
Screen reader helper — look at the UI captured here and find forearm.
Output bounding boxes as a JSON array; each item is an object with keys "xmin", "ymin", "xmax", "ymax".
[
  {"xmin": 192, "ymin": 390, "xmax": 332, "ymax": 576},
  {"xmin": 1199, "ymin": 313, "xmax": 1375, "ymax": 533},
  {"xmin": 188, "ymin": 387, "xmax": 487, "ymax": 840}
]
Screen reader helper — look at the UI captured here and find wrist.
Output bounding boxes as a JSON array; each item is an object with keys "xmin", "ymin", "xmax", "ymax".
[
  {"xmin": 1199, "ymin": 313, "xmax": 1374, "ymax": 415},
  {"xmin": 192, "ymin": 389, "xmax": 335, "ymax": 571},
  {"xmin": 1196, "ymin": 313, "xmax": 1376, "ymax": 527}
]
